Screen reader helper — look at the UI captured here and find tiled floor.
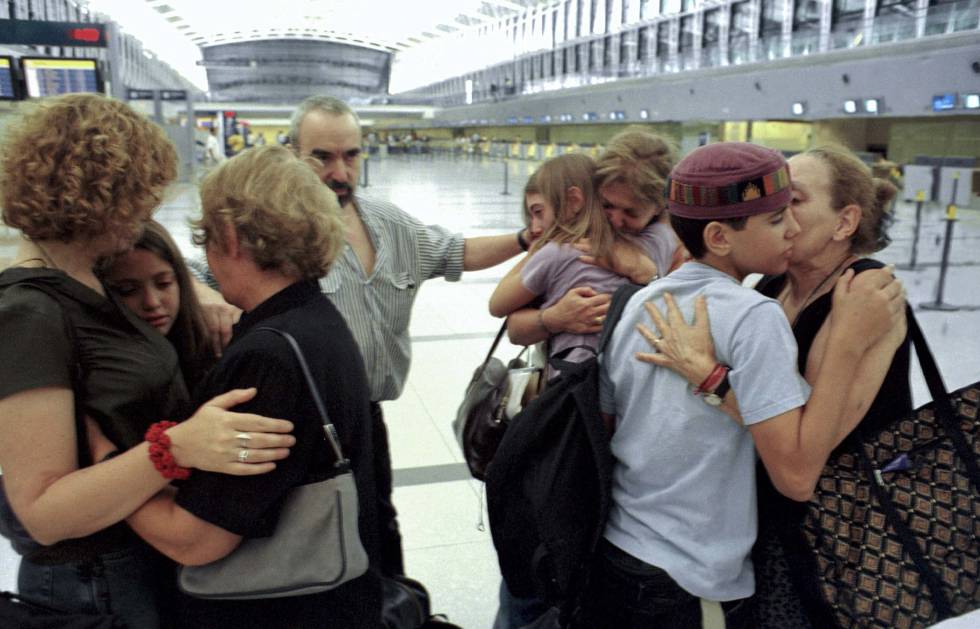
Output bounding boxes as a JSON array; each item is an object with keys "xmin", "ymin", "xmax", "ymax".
[{"xmin": 2, "ymin": 153, "xmax": 980, "ymax": 628}]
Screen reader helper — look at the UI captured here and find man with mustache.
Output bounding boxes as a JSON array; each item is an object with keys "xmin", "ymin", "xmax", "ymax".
[{"xmin": 195, "ymin": 96, "xmax": 530, "ymax": 577}]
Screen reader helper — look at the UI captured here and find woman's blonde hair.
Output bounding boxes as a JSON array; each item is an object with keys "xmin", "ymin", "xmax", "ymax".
[
  {"xmin": 524, "ymin": 153, "xmax": 616, "ymax": 259},
  {"xmin": 1, "ymin": 94, "xmax": 177, "ymax": 242},
  {"xmin": 805, "ymin": 146, "xmax": 897, "ymax": 254},
  {"xmin": 193, "ymin": 145, "xmax": 344, "ymax": 279},
  {"xmin": 595, "ymin": 129, "xmax": 676, "ymax": 216}
]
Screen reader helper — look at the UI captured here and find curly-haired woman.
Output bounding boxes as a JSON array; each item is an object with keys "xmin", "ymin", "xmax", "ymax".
[{"xmin": 0, "ymin": 94, "xmax": 294, "ymax": 627}]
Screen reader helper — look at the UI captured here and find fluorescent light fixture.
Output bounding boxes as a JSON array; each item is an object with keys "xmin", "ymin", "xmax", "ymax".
[
  {"xmin": 639, "ymin": 109, "xmax": 649, "ymax": 119},
  {"xmin": 963, "ymin": 93, "xmax": 980, "ymax": 109},
  {"xmin": 791, "ymin": 101, "xmax": 806, "ymax": 116},
  {"xmin": 843, "ymin": 100, "xmax": 858, "ymax": 114},
  {"xmin": 864, "ymin": 98, "xmax": 881, "ymax": 114},
  {"xmin": 582, "ymin": 113, "xmax": 590, "ymax": 121},
  {"xmin": 609, "ymin": 112, "xmax": 617, "ymax": 120},
  {"xmin": 541, "ymin": 115, "xmax": 552, "ymax": 122}
]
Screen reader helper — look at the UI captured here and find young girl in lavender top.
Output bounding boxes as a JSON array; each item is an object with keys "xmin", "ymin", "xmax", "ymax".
[{"xmin": 489, "ymin": 153, "xmax": 663, "ymax": 376}]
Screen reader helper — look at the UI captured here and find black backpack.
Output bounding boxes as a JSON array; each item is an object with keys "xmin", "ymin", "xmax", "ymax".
[{"xmin": 485, "ymin": 283, "xmax": 642, "ymax": 622}]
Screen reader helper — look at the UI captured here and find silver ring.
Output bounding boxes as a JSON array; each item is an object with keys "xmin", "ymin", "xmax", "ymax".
[
  {"xmin": 236, "ymin": 432, "xmax": 251, "ymax": 448},
  {"xmin": 238, "ymin": 448, "xmax": 249, "ymax": 463},
  {"xmin": 652, "ymin": 337, "xmax": 663, "ymax": 345}
]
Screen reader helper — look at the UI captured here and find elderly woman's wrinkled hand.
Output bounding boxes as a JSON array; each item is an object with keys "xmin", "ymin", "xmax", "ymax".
[
  {"xmin": 574, "ymin": 238, "xmax": 660, "ymax": 285},
  {"xmin": 635, "ymin": 293, "xmax": 719, "ymax": 387},
  {"xmin": 830, "ymin": 267, "xmax": 906, "ymax": 351},
  {"xmin": 168, "ymin": 388, "xmax": 296, "ymax": 475}
]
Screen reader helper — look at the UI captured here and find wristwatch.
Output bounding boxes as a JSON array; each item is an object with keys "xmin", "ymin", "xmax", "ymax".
[{"xmin": 703, "ymin": 370, "xmax": 731, "ymax": 407}]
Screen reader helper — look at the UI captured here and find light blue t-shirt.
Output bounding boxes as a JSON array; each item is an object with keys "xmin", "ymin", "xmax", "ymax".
[{"xmin": 599, "ymin": 261, "xmax": 811, "ymax": 601}]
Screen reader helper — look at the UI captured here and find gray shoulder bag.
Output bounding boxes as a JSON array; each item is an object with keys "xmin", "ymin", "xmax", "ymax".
[{"xmin": 178, "ymin": 327, "xmax": 369, "ymax": 600}]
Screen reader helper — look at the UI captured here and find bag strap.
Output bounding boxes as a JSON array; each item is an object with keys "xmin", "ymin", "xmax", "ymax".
[
  {"xmin": 598, "ymin": 283, "xmax": 644, "ymax": 354},
  {"xmin": 547, "ymin": 284, "xmax": 644, "ymax": 375},
  {"xmin": 858, "ymin": 453, "xmax": 954, "ymax": 619},
  {"xmin": 254, "ymin": 327, "xmax": 348, "ymax": 469},
  {"xmin": 848, "ymin": 258, "xmax": 979, "ymax": 487},
  {"xmin": 905, "ymin": 310, "xmax": 980, "ymax": 488},
  {"xmin": 482, "ymin": 320, "xmax": 509, "ymax": 366}
]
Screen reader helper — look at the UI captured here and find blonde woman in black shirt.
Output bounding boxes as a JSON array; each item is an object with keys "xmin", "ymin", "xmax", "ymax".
[{"xmin": 87, "ymin": 145, "xmax": 384, "ymax": 628}]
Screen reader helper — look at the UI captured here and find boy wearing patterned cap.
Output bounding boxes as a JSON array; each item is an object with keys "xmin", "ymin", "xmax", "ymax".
[{"xmin": 573, "ymin": 142, "xmax": 900, "ymax": 628}]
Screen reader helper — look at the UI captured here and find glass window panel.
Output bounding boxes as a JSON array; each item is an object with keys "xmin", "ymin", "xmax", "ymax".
[
  {"xmin": 731, "ymin": 0, "xmax": 755, "ymax": 33},
  {"xmin": 925, "ymin": 0, "xmax": 980, "ymax": 33},
  {"xmin": 679, "ymin": 16, "xmax": 695, "ymax": 50},
  {"xmin": 873, "ymin": 0, "xmax": 919, "ymax": 41},
  {"xmin": 657, "ymin": 20, "xmax": 672, "ymax": 48},
  {"xmin": 878, "ymin": 0, "xmax": 917, "ymax": 14},
  {"xmin": 661, "ymin": 0, "xmax": 681, "ymax": 15},
  {"xmin": 704, "ymin": 8, "xmax": 724, "ymax": 44},
  {"xmin": 834, "ymin": 0, "xmax": 866, "ymax": 19},
  {"xmin": 761, "ymin": 0, "xmax": 785, "ymax": 33},
  {"xmin": 794, "ymin": 0, "xmax": 822, "ymax": 27},
  {"xmin": 641, "ymin": 0, "xmax": 658, "ymax": 19}
]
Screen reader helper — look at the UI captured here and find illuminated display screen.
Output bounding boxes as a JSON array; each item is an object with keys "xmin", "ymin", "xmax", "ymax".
[
  {"xmin": 22, "ymin": 57, "xmax": 100, "ymax": 98},
  {"xmin": 932, "ymin": 93, "xmax": 956, "ymax": 112},
  {"xmin": 0, "ymin": 57, "xmax": 15, "ymax": 99}
]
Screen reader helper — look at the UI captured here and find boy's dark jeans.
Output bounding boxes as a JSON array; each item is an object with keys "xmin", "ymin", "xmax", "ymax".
[{"xmin": 573, "ymin": 540, "xmax": 754, "ymax": 629}]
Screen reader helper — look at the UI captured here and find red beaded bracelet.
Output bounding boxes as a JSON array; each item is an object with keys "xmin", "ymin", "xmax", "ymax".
[
  {"xmin": 145, "ymin": 421, "xmax": 191, "ymax": 480},
  {"xmin": 694, "ymin": 363, "xmax": 729, "ymax": 395}
]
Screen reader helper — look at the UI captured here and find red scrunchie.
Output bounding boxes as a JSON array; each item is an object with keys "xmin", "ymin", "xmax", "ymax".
[{"xmin": 145, "ymin": 421, "xmax": 191, "ymax": 480}]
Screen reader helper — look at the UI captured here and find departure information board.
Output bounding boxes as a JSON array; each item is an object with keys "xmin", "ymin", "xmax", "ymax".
[
  {"xmin": 0, "ymin": 57, "xmax": 15, "ymax": 99},
  {"xmin": 22, "ymin": 57, "xmax": 99, "ymax": 97}
]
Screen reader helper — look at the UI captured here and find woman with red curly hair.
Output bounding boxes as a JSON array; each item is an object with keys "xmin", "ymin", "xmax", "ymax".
[{"xmin": 0, "ymin": 94, "xmax": 294, "ymax": 627}]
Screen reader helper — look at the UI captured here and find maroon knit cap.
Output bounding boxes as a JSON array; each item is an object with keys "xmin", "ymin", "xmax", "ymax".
[{"xmin": 666, "ymin": 142, "xmax": 792, "ymax": 219}]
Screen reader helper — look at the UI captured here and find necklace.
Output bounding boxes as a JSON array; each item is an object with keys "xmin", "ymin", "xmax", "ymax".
[
  {"xmin": 8, "ymin": 257, "xmax": 46, "ymax": 268},
  {"xmin": 783, "ymin": 254, "xmax": 856, "ymax": 326}
]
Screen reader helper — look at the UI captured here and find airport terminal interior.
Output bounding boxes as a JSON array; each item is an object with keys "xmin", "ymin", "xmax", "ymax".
[{"xmin": 1, "ymin": 0, "xmax": 980, "ymax": 627}]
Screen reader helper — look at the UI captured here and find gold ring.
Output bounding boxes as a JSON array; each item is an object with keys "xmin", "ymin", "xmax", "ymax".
[
  {"xmin": 238, "ymin": 448, "xmax": 249, "ymax": 463},
  {"xmin": 594, "ymin": 316, "xmax": 603, "ymax": 325}
]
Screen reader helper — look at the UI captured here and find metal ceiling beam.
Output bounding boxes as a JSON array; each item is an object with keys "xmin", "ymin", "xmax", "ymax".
[{"xmin": 482, "ymin": 0, "xmax": 528, "ymax": 12}]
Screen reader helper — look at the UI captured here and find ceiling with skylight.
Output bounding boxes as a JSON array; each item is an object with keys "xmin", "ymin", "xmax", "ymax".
[
  {"xmin": 85, "ymin": 0, "xmax": 552, "ymax": 92},
  {"xmin": 141, "ymin": 0, "xmax": 550, "ymax": 51}
]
